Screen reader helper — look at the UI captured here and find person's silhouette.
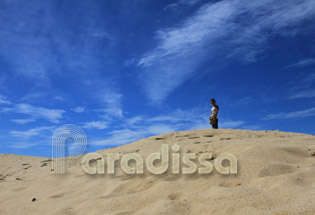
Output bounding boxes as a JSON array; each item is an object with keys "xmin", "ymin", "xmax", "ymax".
[{"xmin": 209, "ymin": 98, "xmax": 219, "ymax": 129}]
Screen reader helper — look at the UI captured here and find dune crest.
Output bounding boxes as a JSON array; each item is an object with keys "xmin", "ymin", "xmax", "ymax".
[{"xmin": 1, "ymin": 129, "xmax": 315, "ymax": 215}]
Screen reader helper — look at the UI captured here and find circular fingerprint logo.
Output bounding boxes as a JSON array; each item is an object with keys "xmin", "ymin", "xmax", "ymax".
[{"xmin": 52, "ymin": 124, "xmax": 87, "ymax": 174}]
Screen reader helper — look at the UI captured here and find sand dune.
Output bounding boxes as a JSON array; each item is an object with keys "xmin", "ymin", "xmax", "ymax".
[{"xmin": 1, "ymin": 129, "xmax": 315, "ymax": 215}]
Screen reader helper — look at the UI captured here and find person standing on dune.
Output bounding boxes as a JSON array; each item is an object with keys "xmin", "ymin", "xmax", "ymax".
[{"xmin": 209, "ymin": 98, "xmax": 219, "ymax": 129}]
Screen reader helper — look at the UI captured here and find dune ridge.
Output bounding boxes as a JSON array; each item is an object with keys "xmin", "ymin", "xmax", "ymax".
[{"xmin": 1, "ymin": 129, "xmax": 315, "ymax": 215}]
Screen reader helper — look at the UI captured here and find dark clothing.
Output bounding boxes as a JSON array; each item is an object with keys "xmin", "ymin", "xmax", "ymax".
[
  {"xmin": 212, "ymin": 119, "xmax": 218, "ymax": 129},
  {"xmin": 210, "ymin": 105, "xmax": 219, "ymax": 129}
]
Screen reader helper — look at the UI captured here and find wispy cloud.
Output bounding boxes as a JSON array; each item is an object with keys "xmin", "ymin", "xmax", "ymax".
[
  {"xmin": 21, "ymin": 92, "xmax": 48, "ymax": 102},
  {"xmin": 126, "ymin": 116, "xmax": 143, "ymax": 126},
  {"xmin": 0, "ymin": 95, "xmax": 11, "ymax": 105},
  {"xmin": 0, "ymin": 0, "xmax": 115, "ymax": 82},
  {"xmin": 263, "ymin": 107, "xmax": 315, "ymax": 120},
  {"xmin": 241, "ymin": 125, "xmax": 262, "ymax": 130},
  {"xmin": 164, "ymin": 0, "xmax": 202, "ymax": 11},
  {"xmin": 220, "ymin": 120, "xmax": 245, "ymax": 128},
  {"xmin": 148, "ymin": 108, "xmax": 206, "ymax": 123},
  {"xmin": 136, "ymin": 0, "xmax": 315, "ymax": 103},
  {"xmin": 283, "ymin": 58, "xmax": 315, "ymax": 69},
  {"xmin": 53, "ymin": 96, "xmax": 64, "ymax": 101},
  {"xmin": 20, "ymin": 92, "xmax": 66, "ymax": 103},
  {"xmin": 97, "ymin": 91, "xmax": 124, "ymax": 119},
  {"xmin": 90, "ymin": 124, "xmax": 178, "ymax": 146},
  {"xmin": 288, "ymin": 89, "xmax": 315, "ymax": 99},
  {"xmin": 90, "ymin": 128, "xmax": 148, "ymax": 146},
  {"xmin": 101, "ymin": 108, "xmax": 124, "ymax": 119},
  {"xmin": 89, "ymin": 108, "xmax": 204, "ymax": 145},
  {"xmin": 83, "ymin": 121, "xmax": 108, "ymax": 130},
  {"xmin": 10, "ymin": 119, "xmax": 35, "ymax": 124},
  {"xmin": 2, "ymin": 103, "xmax": 65, "ymax": 123},
  {"xmin": 72, "ymin": 106, "xmax": 85, "ymax": 113},
  {"xmin": 89, "ymin": 107, "xmax": 246, "ymax": 145},
  {"xmin": 0, "ymin": 0, "xmax": 122, "ymax": 114},
  {"xmin": 10, "ymin": 126, "xmax": 54, "ymax": 138},
  {"xmin": 286, "ymin": 73, "xmax": 315, "ymax": 99},
  {"xmin": 8, "ymin": 141, "xmax": 38, "ymax": 149}
]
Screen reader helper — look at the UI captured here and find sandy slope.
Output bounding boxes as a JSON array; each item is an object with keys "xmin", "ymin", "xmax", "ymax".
[{"xmin": 1, "ymin": 129, "xmax": 315, "ymax": 215}]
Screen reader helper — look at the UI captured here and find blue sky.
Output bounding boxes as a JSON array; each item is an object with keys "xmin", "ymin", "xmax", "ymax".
[{"xmin": 0, "ymin": 0, "xmax": 315, "ymax": 157}]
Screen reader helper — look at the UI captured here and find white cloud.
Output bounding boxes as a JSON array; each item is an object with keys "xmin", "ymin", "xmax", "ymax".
[
  {"xmin": 99, "ymin": 91, "xmax": 122, "ymax": 107},
  {"xmin": 89, "ymin": 107, "xmax": 245, "ymax": 146},
  {"xmin": 164, "ymin": 0, "xmax": 202, "ymax": 11},
  {"xmin": 8, "ymin": 142, "xmax": 38, "ymax": 149},
  {"xmin": 288, "ymin": 89, "xmax": 315, "ymax": 99},
  {"xmin": 101, "ymin": 108, "xmax": 123, "ymax": 118},
  {"xmin": 90, "ymin": 123, "xmax": 179, "ymax": 146},
  {"xmin": 283, "ymin": 58, "xmax": 315, "ymax": 69},
  {"xmin": 149, "ymin": 108, "xmax": 207, "ymax": 123},
  {"xmin": 279, "ymin": 73, "xmax": 315, "ymax": 100},
  {"xmin": 10, "ymin": 126, "xmax": 54, "ymax": 138},
  {"xmin": 241, "ymin": 125, "xmax": 262, "ymax": 130},
  {"xmin": 83, "ymin": 121, "xmax": 108, "ymax": 130},
  {"xmin": 0, "ymin": 0, "xmax": 115, "ymax": 82},
  {"xmin": 126, "ymin": 116, "xmax": 143, "ymax": 125},
  {"xmin": 90, "ymin": 128, "xmax": 148, "ymax": 146},
  {"xmin": 137, "ymin": 0, "xmax": 315, "ymax": 103},
  {"xmin": 220, "ymin": 120, "xmax": 245, "ymax": 128},
  {"xmin": 54, "ymin": 96, "xmax": 64, "ymax": 101},
  {"xmin": 263, "ymin": 108, "xmax": 315, "ymax": 120},
  {"xmin": 72, "ymin": 106, "xmax": 85, "ymax": 113},
  {"xmin": 147, "ymin": 124, "xmax": 178, "ymax": 135},
  {"xmin": 97, "ymin": 91, "xmax": 124, "ymax": 119},
  {"xmin": 91, "ymin": 117, "xmax": 244, "ymax": 146},
  {"xmin": 0, "ymin": 1, "xmax": 121, "ymax": 115},
  {"xmin": 21, "ymin": 92, "xmax": 46, "ymax": 101},
  {"xmin": 10, "ymin": 119, "xmax": 35, "ymax": 124},
  {"xmin": 21, "ymin": 93, "xmax": 65, "ymax": 103},
  {"xmin": 0, "ymin": 95, "xmax": 11, "ymax": 105},
  {"xmin": 2, "ymin": 103, "xmax": 65, "ymax": 123}
]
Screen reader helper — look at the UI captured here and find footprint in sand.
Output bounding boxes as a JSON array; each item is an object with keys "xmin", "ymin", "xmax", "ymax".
[
  {"xmin": 281, "ymin": 147, "xmax": 312, "ymax": 157},
  {"xmin": 168, "ymin": 193, "xmax": 181, "ymax": 200},
  {"xmin": 41, "ymin": 159, "xmax": 52, "ymax": 163},
  {"xmin": 49, "ymin": 193, "xmax": 68, "ymax": 198},
  {"xmin": 188, "ymin": 136, "xmax": 200, "ymax": 139},
  {"xmin": 176, "ymin": 135, "xmax": 190, "ymax": 138},
  {"xmin": 41, "ymin": 163, "xmax": 48, "ymax": 167},
  {"xmin": 220, "ymin": 138, "xmax": 232, "ymax": 141},
  {"xmin": 218, "ymin": 181, "xmax": 242, "ymax": 188},
  {"xmin": 204, "ymin": 135, "xmax": 214, "ymax": 137},
  {"xmin": 258, "ymin": 164, "xmax": 296, "ymax": 177},
  {"xmin": 307, "ymin": 148, "xmax": 315, "ymax": 157}
]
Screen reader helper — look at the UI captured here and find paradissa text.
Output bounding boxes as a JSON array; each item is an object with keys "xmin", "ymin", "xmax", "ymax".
[{"xmin": 82, "ymin": 144, "xmax": 237, "ymax": 175}]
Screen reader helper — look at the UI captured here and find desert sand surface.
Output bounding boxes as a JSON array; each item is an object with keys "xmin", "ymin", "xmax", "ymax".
[{"xmin": 1, "ymin": 129, "xmax": 315, "ymax": 215}]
